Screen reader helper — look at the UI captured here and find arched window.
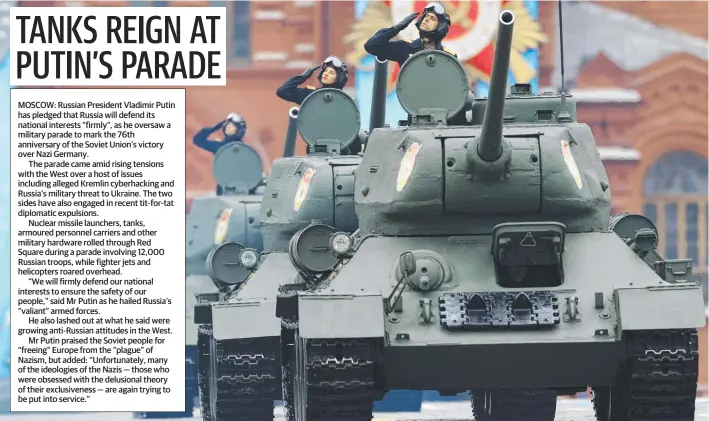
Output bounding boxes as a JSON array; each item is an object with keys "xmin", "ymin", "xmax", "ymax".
[{"xmin": 643, "ymin": 150, "xmax": 708, "ymax": 272}]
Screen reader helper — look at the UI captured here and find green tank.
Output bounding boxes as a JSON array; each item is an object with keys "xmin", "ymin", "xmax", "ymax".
[
  {"xmin": 186, "ymin": 113, "xmax": 297, "ymax": 421},
  {"xmin": 193, "ymin": 89, "xmax": 365, "ymax": 421},
  {"xmin": 185, "ymin": 141, "xmax": 267, "ymax": 342},
  {"xmin": 276, "ymin": 9, "xmax": 707, "ymax": 421},
  {"xmin": 162, "ymin": 138, "xmax": 270, "ymax": 420}
]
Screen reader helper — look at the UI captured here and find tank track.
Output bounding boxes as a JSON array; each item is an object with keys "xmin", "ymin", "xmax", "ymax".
[
  {"xmin": 215, "ymin": 336, "xmax": 280, "ymax": 421},
  {"xmin": 197, "ymin": 325, "xmax": 212, "ymax": 421},
  {"xmin": 196, "ymin": 324, "xmax": 280, "ymax": 421},
  {"xmin": 591, "ymin": 328, "xmax": 699, "ymax": 421},
  {"xmin": 281, "ymin": 316, "xmax": 297, "ymax": 421},
  {"xmin": 294, "ymin": 337, "xmax": 379, "ymax": 421},
  {"xmin": 278, "ymin": 284, "xmax": 303, "ymax": 421},
  {"xmin": 470, "ymin": 389, "xmax": 557, "ymax": 421}
]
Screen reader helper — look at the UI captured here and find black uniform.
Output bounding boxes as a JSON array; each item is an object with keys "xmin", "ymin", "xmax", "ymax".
[
  {"xmin": 192, "ymin": 120, "xmax": 246, "ymax": 196},
  {"xmin": 275, "ymin": 75, "xmax": 318, "ymax": 105},
  {"xmin": 193, "ymin": 122, "xmax": 244, "ymax": 155},
  {"xmin": 364, "ymin": 26, "xmax": 457, "ymax": 67}
]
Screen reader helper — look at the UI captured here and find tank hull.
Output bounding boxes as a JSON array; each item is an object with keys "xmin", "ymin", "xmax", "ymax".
[{"xmin": 294, "ymin": 232, "xmax": 706, "ymax": 391}]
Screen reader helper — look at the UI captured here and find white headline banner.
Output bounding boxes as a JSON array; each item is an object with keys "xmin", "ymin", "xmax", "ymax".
[{"xmin": 10, "ymin": 7, "xmax": 227, "ymax": 86}]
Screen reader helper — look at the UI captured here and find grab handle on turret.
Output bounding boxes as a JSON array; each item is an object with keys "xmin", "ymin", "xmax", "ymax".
[
  {"xmin": 474, "ymin": 10, "xmax": 515, "ymax": 163},
  {"xmin": 283, "ymin": 107, "xmax": 298, "ymax": 157}
]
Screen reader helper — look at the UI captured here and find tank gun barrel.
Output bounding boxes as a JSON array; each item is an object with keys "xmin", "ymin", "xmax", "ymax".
[
  {"xmin": 369, "ymin": 57, "xmax": 388, "ymax": 133},
  {"xmin": 283, "ymin": 107, "xmax": 298, "ymax": 157},
  {"xmin": 476, "ymin": 10, "xmax": 515, "ymax": 163}
]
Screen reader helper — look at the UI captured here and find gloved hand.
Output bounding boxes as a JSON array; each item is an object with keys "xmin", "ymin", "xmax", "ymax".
[
  {"xmin": 393, "ymin": 12, "xmax": 419, "ymax": 31},
  {"xmin": 301, "ymin": 65, "xmax": 320, "ymax": 78}
]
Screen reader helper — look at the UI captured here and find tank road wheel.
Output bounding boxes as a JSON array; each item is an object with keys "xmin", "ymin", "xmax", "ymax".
[
  {"xmin": 470, "ymin": 389, "xmax": 557, "ymax": 421},
  {"xmin": 197, "ymin": 325, "xmax": 213, "ymax": 421},
  {"xmin": 591, "ymin": 329, "xmax": 699, "ymax": 421},
  {"xmin": 293, "ymin": 333, "xmax": 379, "ymax": 421},
  {"xmin": 203, "ymin": 336, "xmax": 281, "ymax": 421}
]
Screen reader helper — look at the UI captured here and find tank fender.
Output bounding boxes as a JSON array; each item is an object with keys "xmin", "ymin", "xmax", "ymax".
[
  {"xmin": 615, "ymin": 286, "xmax": 706, "ymax": 331},
  {"xmin": 297, "ymin": 293, "xmax": 386, "ymax": 339},
  {"xmin": 211, "ymin": 300, "xmax": 281, "ymax": 340}
]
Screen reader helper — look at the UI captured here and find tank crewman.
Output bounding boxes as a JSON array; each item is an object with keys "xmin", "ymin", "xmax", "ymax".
[
  {"xmin": 276, "ymin": 56, "xmax": 350, "ymax": 105},
  {"xmin": 363, "ymin": 2, "xmax": 457, "ymax": 66},
  {"xmin": 192, "ymin": 113, "xmax": 247, "ymax": 195},
  {"xmin": 276, "ymin": 56, "xmax": 362, "ymax": 155}
]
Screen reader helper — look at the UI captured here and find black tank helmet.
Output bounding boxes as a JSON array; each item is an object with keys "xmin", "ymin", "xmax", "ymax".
[
  {"xmin": 415, "ymin": 2, "xmax": 451, "ymax": 41},
  {"xmin": 223, "ymin": 113, "xmax": 246, "ymax": 140},
  {"xmin": 318, "ymin": 55, "xmax": 349, "ymax": 89}
]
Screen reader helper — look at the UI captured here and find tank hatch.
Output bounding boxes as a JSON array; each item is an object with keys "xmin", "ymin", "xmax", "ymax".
[
  {"xmin": 298, "ymin": 88, "xmax": 361, "ymax": 155},
  {"xmin": 212, "ymin": 142, "xmax": 263, "ymax": 195},
  {"xmin": 396, "ymin": 49, "xmax": 469, "ymax": 125}
]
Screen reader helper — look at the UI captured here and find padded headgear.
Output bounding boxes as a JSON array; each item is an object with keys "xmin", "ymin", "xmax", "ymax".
[
  {"xmin": 223, "ymin": 113, "xmax": 246, "ymax": 141},
  {"xmin": 415, "ymin": 2, "xmax": 451, "ymax": 41},
  {"xmin": 318, "ymin": 55, "xmax": 349, "ymax": 89}
]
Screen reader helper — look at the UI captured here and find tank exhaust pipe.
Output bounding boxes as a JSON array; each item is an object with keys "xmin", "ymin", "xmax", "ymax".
[
  {"xmin": 283, "ymin": 107, "xmax": 298, "ymax": 157},
  {"xmin": 369, "ymin": 56, "xmax": 388, "ymax": 133},
  {"xmin": 467, "ymin": 10, "xmax": 515, "ymax": 168}
]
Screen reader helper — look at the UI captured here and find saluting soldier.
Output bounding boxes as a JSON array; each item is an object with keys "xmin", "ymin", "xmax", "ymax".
[
  {"xmin": 364, "ymin": 2, "xmax": 457, "ymax": 66},
  {"xmin": 276, "ymin": 55, "xmax": 350, "ymax": 105},
  {"xmin": 192, "ymin": 113, "xmax": 247, "ymax": 195}
]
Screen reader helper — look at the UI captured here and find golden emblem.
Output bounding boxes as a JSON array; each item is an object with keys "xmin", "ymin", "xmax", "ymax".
[
  {"xmin": 293, "ymin": 168, "xmax": 316, "ymax": 211},
  {"xmin": 560, "ymin": 140, "xmax": 583, "ymax": 190},
  {"xmin": 344, "ymin": 0, "xmax": 548, "ymax": 92},
  {"xmin": 396, "ymin": 142, "xmax": 422, "ymax": 192},
  {"xmin": 214, "ymin": 208, "xmax": 233, "ymax": 245}
]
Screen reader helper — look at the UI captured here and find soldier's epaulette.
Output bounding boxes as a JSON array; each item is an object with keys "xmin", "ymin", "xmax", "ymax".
[
  {"xmin": 306, "ymin": 85, "xmax": 316, "ymax": 90},
  {"xmin": 443, "ymin": 46, "xmax": 456, "ymax": 56}
]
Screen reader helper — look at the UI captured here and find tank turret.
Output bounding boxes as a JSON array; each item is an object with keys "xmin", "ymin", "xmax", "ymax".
[
  {"xmin": 261, "ymin": 88, "xmax": 363, "ymax": 254},
  {"xmin": 354, "ymin": 9, "xmax": 610, "ymax": 236}
]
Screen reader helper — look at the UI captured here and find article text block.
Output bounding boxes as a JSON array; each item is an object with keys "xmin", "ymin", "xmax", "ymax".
[{"xmin": 10, "ymin": 88, "xmax": 187, "ymax": 412}]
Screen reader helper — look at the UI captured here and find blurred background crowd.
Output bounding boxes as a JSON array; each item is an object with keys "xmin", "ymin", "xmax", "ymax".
[{"xmin": 0, "ymin": 0, "xmax": 707, "ymax": 405}]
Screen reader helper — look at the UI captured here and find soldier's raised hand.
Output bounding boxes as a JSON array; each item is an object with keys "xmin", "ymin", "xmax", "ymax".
[
  {"xmin": 301, "ymin": 65, "xmax": 320, "ymax": 78},
  {"xmin": 393, "ymin": 12, "xmax": 419, "ymax": 31}
]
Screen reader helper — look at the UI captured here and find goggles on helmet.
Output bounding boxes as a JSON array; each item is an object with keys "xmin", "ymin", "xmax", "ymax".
[
  {"xmin": 226, "ymin": 113, "xmax": 244, "ymax": 124},
  {"xmin": 422, "ymin": 2, "xmax": 445, "ymax": 15},
  {"xmin": 322, "ymin": 56, "xmax": 344, "ymax": 69}
]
